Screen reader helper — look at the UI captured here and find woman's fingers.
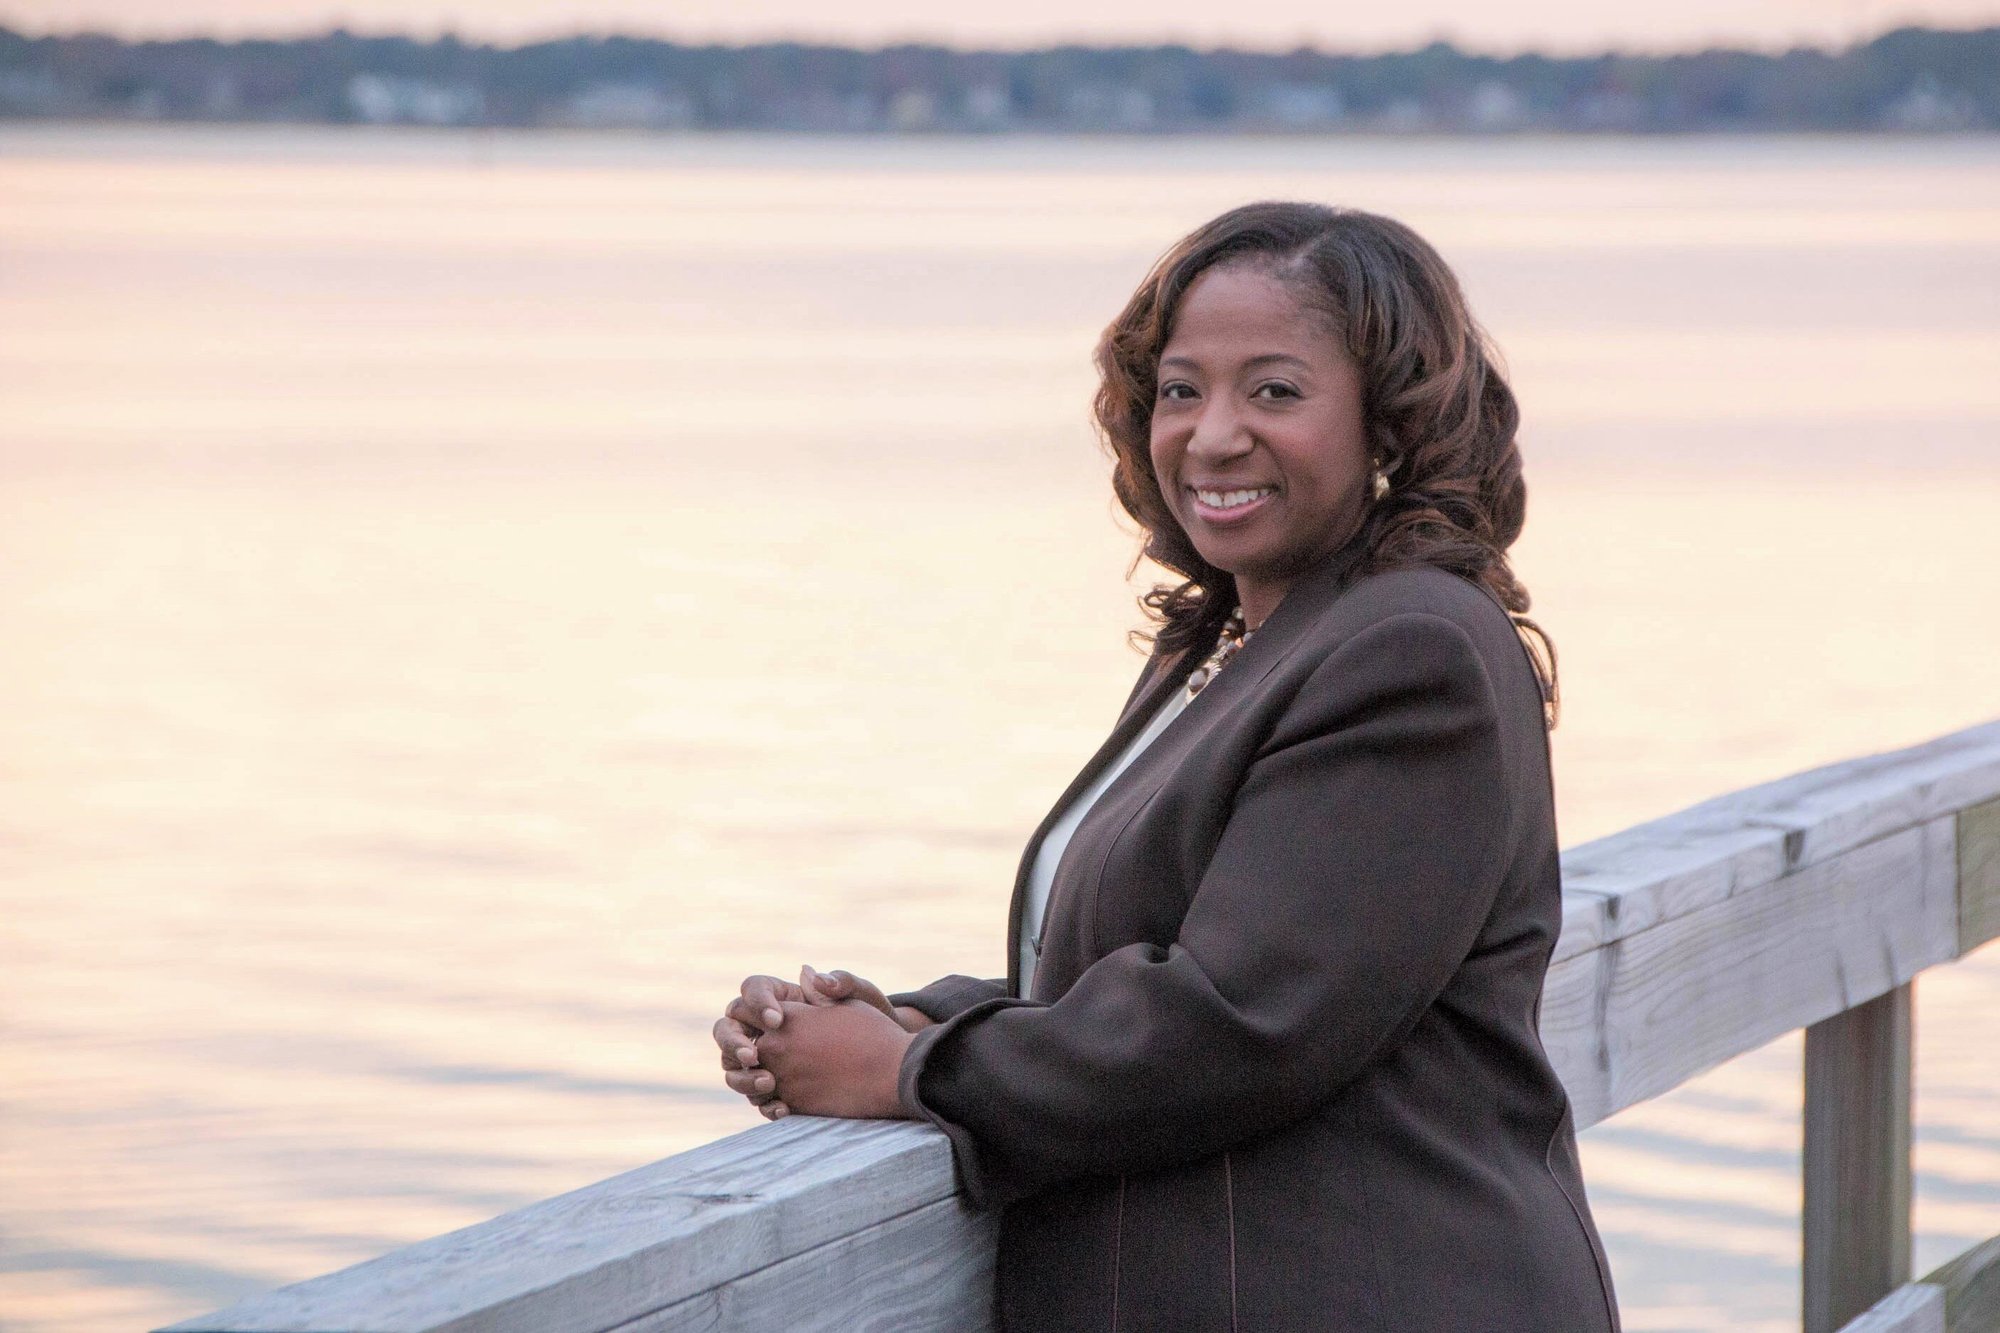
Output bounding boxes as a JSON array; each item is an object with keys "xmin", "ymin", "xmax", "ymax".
[
  {"xmin": 715, "ymin": 1016, "xmax": 782, "ymax": 1113},
  {"xmin": 727, "ymin": 1063, "xmax": 788, "ymax": 1117},
  {"xmin": 800, "ymin": 964, "xmax": 839, "ymax": 1006},
  {"xmin": 804, "ymin": 966, "xmax": 849, "ymax": 1000},
  {"xmin": 713, "ymin": 1015, "xmax": 761, "ymax": 1069},
  {"xmin": 801, "ymin": 967, "xmax": 899, "ymax": 1021},
  {"xmin": 716, "ymin": 974, "xmax": 812, "ymax": 1119},
  {"xmin": 820, "ymin": 969, "xmax": 896, "ymax": 1017},
  {"xmin": 724, "ymin": 1066, "xmax": 779, "ymax": 1099},
  {"xmin": 739, "ymin": 974, "xmax": 805, "ymax": 1030},
  {"xmin": 721, "ymin": 998, "xmax": 772, "ymax": 1055}
]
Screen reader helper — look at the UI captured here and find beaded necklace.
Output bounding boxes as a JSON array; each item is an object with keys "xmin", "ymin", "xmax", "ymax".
[{"xmin": 1185, "ymin": 606, "xmax": 1257, "ymax": 698}]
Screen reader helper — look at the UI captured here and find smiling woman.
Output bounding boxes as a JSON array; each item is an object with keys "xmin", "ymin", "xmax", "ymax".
[
  {"xmin": 1146, "ymin": 264, "xmax": 1375, "ymax": 632},
  {"xmin": 713, "ymin": 201, "xmax": 1609, "ymax": 1331},
  {"xmin": 1097, "ymin": 203, "xmax": 1554, "ymax": 690}
]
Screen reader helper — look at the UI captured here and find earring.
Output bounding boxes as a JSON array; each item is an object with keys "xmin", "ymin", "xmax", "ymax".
[{"xmin": 1370, "ymin": 462, "xmax": 1391, "ymax": 500}]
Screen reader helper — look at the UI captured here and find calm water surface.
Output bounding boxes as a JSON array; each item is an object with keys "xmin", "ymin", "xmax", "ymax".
[{"xmin": 1, "ymin": 127, "xmax": 1997, "ymax": 1332}]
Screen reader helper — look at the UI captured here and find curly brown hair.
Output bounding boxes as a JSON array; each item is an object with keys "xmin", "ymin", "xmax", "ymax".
[{"xmin": 1092, "ymin": 200, "xmax": 1558, "ymax": 725}]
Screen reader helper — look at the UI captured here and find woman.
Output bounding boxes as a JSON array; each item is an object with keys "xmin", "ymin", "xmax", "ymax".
[{"xmin": 710, "ymin": 201, "xmax": 1621, "ymax": 1331}]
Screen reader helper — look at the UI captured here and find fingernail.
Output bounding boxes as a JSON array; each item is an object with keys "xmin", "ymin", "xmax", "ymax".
[
  {"xmin": 737, "ymin": 1047, "xmax": 756, "ymax": 1065},
  {"xmin": 763, "ymin": 1008, "xmax": 782, "ymax": 1026},
  {"xmin": 772, "ymin": 1104, "xmax": 789, "ymax": 1118},
  {"xmin": 756, "ymin": 1074, "xmax": 774, "ymax": 1092}
]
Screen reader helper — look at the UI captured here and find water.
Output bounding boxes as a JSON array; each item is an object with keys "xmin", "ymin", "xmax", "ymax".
[{"xmin": 1, "ymin": 126, "xmax": 1996, "ymax": 1332}]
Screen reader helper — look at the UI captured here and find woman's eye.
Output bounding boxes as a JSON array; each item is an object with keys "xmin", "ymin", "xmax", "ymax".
[
  {"xmin": 1158, "ymin": 382, "xmax": 1196, "ymax": 402},
  {"xmin": 1253, "ymin": 382, "xmax": 1300, "ymax": 400}
]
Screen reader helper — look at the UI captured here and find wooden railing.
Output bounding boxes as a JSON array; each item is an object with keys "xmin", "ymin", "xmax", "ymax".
[{"xmin": 161, "ymin": 719, "xmax": 2000, "ymax": 1333}]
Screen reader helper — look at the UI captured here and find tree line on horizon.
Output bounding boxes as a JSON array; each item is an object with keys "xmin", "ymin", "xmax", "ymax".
[{"xmin": 0, "ymin": 23, "xmax": 1993, "ymax": 133}]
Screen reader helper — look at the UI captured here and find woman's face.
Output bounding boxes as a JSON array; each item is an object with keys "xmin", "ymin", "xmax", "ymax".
[{"xmin": 1148, "ymin": 262, "xmax": 1371, "ymax": 630}]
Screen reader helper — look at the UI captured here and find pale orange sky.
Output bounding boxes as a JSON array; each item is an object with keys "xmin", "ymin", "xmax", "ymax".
[{"xmin": 3, "ymin": 0, "xmax": 1997, "ymax": 55}]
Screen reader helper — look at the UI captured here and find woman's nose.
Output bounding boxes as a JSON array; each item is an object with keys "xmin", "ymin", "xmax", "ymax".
[{"xmin": 1187, "ymin": 406, "xmax": 1253, "ymax": 462}]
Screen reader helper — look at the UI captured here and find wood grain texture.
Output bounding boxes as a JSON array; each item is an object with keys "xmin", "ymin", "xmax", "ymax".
[
  {"xmin": 1804, "ymin": 985, "xmax": 1914, "ymax": 1333},
  {"xmin": 1923, "ymin": 1233, "xmax": 2000, "ymax": 1333},
  {"xmin": 1835, "ymin": 1283, "xmax": 1946, "ymax": 1333},
  {"xmin": 1542, "ymin": 821, "xmax": 1957, "ymax": 1128},
  {"xmin": 604, "ymin": 1196, "xmax": 997, "ymax": 1333},
  {"xmin": 1959, "ymin": 796, "xmax": 2000, "ymax": 956},
  {"xmin": 1557, "ymin": 719, "xmax": 2000, "ymax": 965},
  {"xmin": 161, "ymin": 1117, "xmax": 964, "ymax": 1333}
]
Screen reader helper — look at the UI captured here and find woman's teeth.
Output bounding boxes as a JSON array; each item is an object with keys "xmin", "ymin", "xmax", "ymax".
[{"xmin": 1195, "ymin": 487, "xmax": 1275, "ymax": 510}]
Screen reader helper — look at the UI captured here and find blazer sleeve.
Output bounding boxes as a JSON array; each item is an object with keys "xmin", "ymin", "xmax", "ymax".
[
  {"xmin": 887, "ymin": 975, "xmax": 1010, "ymax": 1024},
  {"xmin": 895, "ymin": 610, "xmax": 1514, "ymax": 1209}
]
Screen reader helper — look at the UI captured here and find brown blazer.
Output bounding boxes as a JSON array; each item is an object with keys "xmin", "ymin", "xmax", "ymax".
[{"xmin": 889, "ymin": 549, "xmax": 1622, "ymax": 1332}]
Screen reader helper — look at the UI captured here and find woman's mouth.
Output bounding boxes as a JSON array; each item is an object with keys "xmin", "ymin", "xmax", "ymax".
[{"xmin": 1190, "ymin": 485, "xmax": 1276, "ymax": 524}]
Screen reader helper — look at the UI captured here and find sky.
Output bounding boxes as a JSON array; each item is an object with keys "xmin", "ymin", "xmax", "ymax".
[{"xmin": 3, "ymin": 0, "xmax": 1997, "ymax": 56}]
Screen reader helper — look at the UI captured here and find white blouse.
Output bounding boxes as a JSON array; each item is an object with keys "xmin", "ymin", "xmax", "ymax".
[{"xmin": 1018, "ymin": 675, "xmax": 1195, "ymax": 998}]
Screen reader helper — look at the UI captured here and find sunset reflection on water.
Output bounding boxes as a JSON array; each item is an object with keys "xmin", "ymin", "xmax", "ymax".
[{"xmin": 2, "ymin": 127, "xmax": 1997, "ymax": 1332}]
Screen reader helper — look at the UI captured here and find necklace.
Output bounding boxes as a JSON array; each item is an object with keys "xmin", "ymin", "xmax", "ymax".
[{"xmin": 1185, "ymin": 606, "xmax": 1256, "ymax": 698}]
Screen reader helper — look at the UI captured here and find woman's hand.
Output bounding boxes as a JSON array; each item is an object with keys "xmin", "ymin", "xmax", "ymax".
[
  {"xmin": 715, "ymin": 966, "xmax": 933, "ymax": 1120},
  {"xmin": 805, "ymin": 967, "xmax": 939, "ymax": 1034},
  {"xmin": 755, "ymin": 995, "xmax": 918, "ymax": 1120},
  {"xmin": 714, "ymin": 972, "xmax": 811, "ymax": 1117}
]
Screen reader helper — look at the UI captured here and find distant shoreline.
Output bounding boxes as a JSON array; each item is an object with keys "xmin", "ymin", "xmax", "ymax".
[{"xmin": 1, "ymin": 23, "xmax": 1994, "ymax": 134}]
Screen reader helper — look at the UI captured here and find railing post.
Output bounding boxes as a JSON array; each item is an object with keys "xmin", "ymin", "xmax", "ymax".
[{"xmin": 1804, "ymin": 983, "xmax": 1914, "ymax": 1333}]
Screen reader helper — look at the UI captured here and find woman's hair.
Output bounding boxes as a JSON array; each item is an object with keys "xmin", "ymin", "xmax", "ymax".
[{"xmin": 1092, "ymin": 200, "xmax": 1559, "ymax": 725}]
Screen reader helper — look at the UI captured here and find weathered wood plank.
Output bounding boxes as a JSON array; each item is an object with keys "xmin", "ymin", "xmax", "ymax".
[
  {"xmin": 1542, "ymin": 821, "xmax": 1957, "ymax": 1128},
  {"xmin": 1804, "ymin": 985, "xmax": 1914, "ymax": 1333},
  {"xmin": 1959, "ymin": 796, "xmax": 2000, "ymax": 956},
  {"xmin": 1557, "ymin": 719, "xmax": 2000, "ymax": 965},
  {"xmin": 605, "ymin": 1196, "xmax": 997, "ymax": 1333},
  {"xmin": 1557, "ymin": 820, "xmax": 1788, "ymax": 964},
  {"xmin": 161, "ymin": 1118, "xmax": 963, "ymax": 1333},
  {"xmin": 1726, "ymin": 728, "xmax": 2000, "ymax": 873},
  {"xmin": 1835, "ymin": 1283, "xmax": 1946, "ymax": 1333},
  {"xmin": 1923, "ymin": 1234, "xmax": 2000, "ymax": 1333}
]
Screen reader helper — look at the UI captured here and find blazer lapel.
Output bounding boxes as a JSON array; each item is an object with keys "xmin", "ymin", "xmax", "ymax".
[
  {"xmin": 1183, "ymin": 539, "xmax": 1372, "ymax": 701},
  {"xmin": 1002, "ymin": 640, "xmax": 1203, "ymax": 996},
  {"xmin": 1000, "ymin": 540, "xmax": 1372, "ymax": 995}
]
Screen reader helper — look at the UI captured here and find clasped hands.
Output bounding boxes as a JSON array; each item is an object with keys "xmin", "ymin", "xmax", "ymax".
[{"xmin": 711, "ymin": 965, "xmax": 933, "ymax": 1121}]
